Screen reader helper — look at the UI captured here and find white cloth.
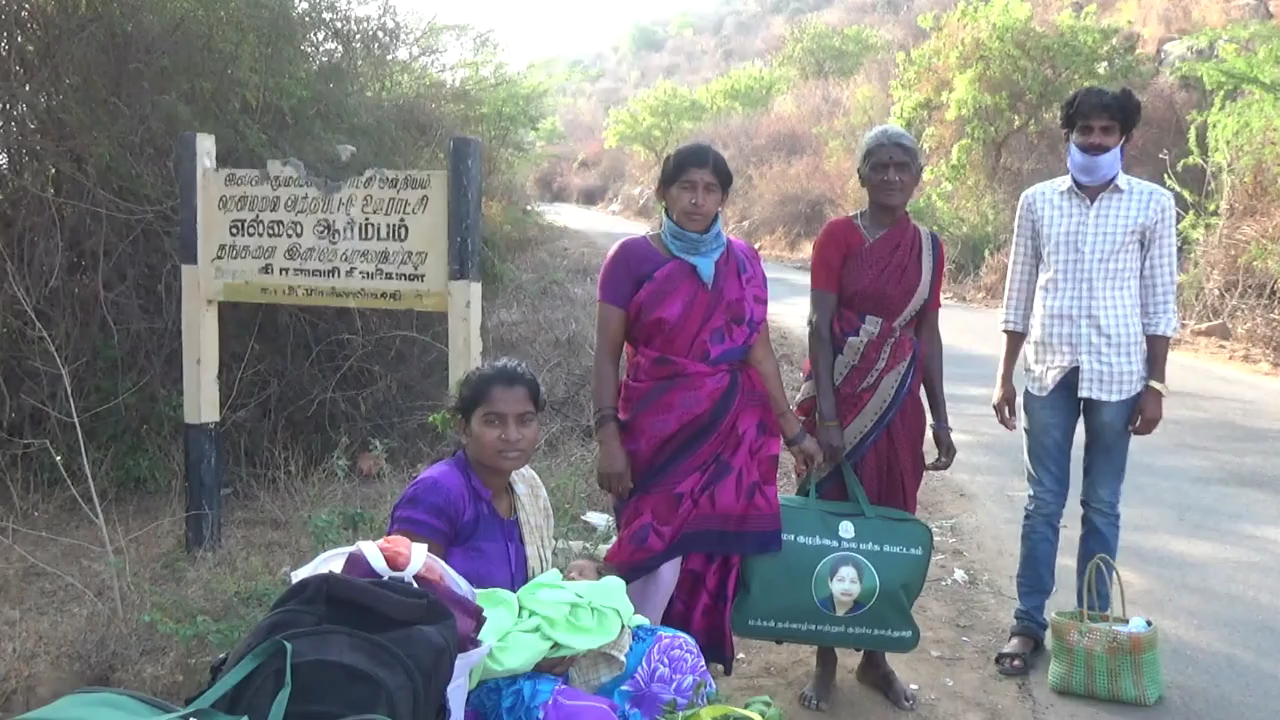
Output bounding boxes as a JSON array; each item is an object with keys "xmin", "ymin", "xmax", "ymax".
[{"xmin": 999, "ymin": 172, "xmax": 1179, "ymax": 401}]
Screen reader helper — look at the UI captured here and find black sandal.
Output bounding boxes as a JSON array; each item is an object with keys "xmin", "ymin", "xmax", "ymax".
[{"xmin": 994, "ymin": 634, "xmax": 1043, "ymax": 677}]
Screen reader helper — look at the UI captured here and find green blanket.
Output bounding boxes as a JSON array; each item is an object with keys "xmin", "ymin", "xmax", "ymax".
[{"xmin": 472, "ymin": 569, "xmax": 648, "ymax": 684}]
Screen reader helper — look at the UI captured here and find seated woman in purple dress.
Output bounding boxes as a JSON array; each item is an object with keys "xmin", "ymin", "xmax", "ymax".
[{"xmin": 388, "ymin": 358, "xmax": 716, "ymax": 720}]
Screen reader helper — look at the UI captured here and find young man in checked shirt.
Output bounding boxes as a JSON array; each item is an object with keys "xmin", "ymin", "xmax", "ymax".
[{"xmin": 991, "ymin": 86, "xmax": 1179, "ymax": 676}]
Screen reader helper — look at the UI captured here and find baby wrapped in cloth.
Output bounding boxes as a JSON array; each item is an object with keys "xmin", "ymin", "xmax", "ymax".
[
  {"xmin": 343, "ymin": 537, "xmax": 640, "ymax": 693},
  {"xmin": 471, "ymin": 559, "xmax": 647, "ymax": 692}
]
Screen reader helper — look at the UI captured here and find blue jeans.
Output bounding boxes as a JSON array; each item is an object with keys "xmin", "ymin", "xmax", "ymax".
[{"xmin": 1011, "ymin": 368, "xmax": 1140, "ymax": 644}]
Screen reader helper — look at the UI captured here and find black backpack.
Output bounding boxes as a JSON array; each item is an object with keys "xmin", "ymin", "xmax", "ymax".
[{"xmin": 194, "ymin": 572, "xmax": 459, "ymax": 720}]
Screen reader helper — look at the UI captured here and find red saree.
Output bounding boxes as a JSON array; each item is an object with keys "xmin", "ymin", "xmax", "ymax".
[{"xmin": 795, "ymin": 213, "xmax": 943, "ymax": 513}]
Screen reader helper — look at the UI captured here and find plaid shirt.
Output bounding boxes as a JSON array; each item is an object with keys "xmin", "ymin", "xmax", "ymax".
[{"xmin": 999, "ymin": 172, "xmax": 1179, "ymax": 401}]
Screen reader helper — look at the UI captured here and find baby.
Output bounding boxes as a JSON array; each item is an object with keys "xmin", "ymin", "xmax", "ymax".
[
  {"xmin": 561, "ymin": 557, "xmax": 633, "ymax": 691},
  {"xmin": 564, "ymin": 557, "xmax": 619, "ymax": 582}
]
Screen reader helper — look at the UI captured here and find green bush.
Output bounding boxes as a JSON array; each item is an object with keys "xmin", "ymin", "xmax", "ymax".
[
  {"xmin": 0, "ymin": 0, "xmax": 553, "ymax": 497},
  {"xmin": 1169, "ymin": 22, "xmax": 1280, "ymax": 344},
  {"xmin": 775, "ymin": 19, "xmax": 885, "ymax": 82}
]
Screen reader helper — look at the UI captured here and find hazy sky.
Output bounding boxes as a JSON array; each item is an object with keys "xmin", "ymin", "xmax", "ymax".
[{"xmin": 400, "ymin": 0, "xmax": 717, "ymax": 66}]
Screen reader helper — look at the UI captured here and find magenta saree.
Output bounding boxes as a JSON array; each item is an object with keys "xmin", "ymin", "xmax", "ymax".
[{"xmin": 603, "ymin": 238, "xmax": 782, "ymax": 672}]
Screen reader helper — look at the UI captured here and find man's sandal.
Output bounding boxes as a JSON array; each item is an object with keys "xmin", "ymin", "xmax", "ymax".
[{"xmin": 994, "ymin": 634, "xmax": 1043, "ymax": 677}]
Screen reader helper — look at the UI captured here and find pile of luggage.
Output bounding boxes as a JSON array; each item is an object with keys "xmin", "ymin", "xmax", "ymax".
[{"xmin": 17, "ymin": 541, "xmax": 481, "ymax": 720}]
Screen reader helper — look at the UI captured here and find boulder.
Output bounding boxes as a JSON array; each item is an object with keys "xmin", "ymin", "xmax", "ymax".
[{"xmin": 1186, "ymin": 320, "xmax": 1232, "ymax": 341}]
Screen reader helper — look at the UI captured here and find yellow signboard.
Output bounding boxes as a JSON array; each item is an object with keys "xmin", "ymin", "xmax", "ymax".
[{"xmin": 199, "ymin": 163, "xmax": 449, "ymax": 310}]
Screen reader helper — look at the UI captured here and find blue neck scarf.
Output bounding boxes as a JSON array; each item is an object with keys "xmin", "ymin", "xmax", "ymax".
[{"xmin": 661, "ymin": 211, "xmax": 726, "ymax": 288}]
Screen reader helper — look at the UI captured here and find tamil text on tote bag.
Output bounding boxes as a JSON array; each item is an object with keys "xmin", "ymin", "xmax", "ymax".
[{"xmin": 731, "ymin": 461, "xmax": 933, "ymax": 653}]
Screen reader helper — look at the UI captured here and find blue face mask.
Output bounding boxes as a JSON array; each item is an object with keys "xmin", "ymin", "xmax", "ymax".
[
  {"xmin": 1066, "ymin": 142, "xmax": 1124, "ymax": 186},
  {"xmin": 661, "ymin": 211, "xmax": 727, "ymax": 288}
]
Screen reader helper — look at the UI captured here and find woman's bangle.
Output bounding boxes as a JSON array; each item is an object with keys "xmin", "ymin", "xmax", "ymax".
[
  {"xmin": 784, "ymin": 428, "xmax": 808, "ymax": 448},
  {"xmin": 930, "ymin": 422, "xmax": 951, "ymax": 433},
  {"xmin": 593, "ymin": 414, "xmax": 619, "ymax": 435}
]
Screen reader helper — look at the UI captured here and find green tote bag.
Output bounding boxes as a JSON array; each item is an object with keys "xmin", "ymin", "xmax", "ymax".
[
  {"xmin": 731, "ymin": 461, "xmax": 934, "ymax": 653},
  {"xmin": 17, "ymin": 638, "xmax": 298, "ymax": 720}
]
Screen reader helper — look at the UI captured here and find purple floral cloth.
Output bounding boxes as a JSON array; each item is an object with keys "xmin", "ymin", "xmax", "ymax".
[
  {"xmin": 465, "ymin": 625, "xmax": 715, "ymax": 720},
  {"xmin": 610, "ymin": 627, "xmax": 716, "ymax": 719}
]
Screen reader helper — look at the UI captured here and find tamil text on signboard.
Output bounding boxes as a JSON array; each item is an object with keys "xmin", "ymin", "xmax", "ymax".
[
  {"xmin": 200, "ymin": 162, "xmax": 449, "ymax": 311},
  {"xmin": 179, "ymin": 133, "xmax": 483, "ymax": 552}
]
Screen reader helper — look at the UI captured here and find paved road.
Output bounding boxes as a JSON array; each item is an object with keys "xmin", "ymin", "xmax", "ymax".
[{"xmin": 541, "ymin": 202, "xmax": 1280, "ymax": 720}]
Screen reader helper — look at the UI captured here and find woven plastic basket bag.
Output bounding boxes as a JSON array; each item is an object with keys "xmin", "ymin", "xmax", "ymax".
[{"xmin": 1047, "ymin": 554, "xmax": 1163, "ymax": 706}]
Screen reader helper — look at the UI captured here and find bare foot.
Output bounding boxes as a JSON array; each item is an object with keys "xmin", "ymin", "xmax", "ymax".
[
  {"xmin": 799, "ymin": 647, "xmax": 838, "ymax": 711},
  {"xmin": 994, "ymin": 634, "xmax": 1040, "ymax": 676},
  {"xmin": 856, "ymin": 651, "xmax": 916, "ymax": 711}
]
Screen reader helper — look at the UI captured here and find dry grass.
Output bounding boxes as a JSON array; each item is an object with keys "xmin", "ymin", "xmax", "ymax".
[
  {"xmin": 0, "ymin": 223, "xmax": 616, "ymax": 714},
  {"xmin": 531, "ymin": 147, "xmax": 629, "ymax": 207}
]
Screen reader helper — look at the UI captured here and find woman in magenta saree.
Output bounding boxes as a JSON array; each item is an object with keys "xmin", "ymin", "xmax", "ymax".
[
  {"xmin": 795, "ymin": 125, "xmax": 956, "ymax": 713},
  {"xmin": 592, "ymin": 143, "xmax": 823, "ymax": 674}
]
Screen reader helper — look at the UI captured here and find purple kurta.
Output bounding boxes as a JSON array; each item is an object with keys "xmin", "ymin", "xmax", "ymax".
[{"xmin": 387, "ymin": 451, "xmax": 529, "ymax": 592}]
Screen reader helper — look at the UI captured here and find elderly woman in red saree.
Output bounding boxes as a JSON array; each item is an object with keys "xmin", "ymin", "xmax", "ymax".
[
  {"xmin": 592, "ymin": 142, "xmax": 824, "ymax": 674},
  {"xmin": 795, "ymin": 124, "xmax": 957, "ymax": 713}
]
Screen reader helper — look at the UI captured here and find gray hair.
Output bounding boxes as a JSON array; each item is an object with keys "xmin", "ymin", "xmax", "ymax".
[{"xmin": 858, "ymin": 124, "xmax": 922, "ymax": 176}]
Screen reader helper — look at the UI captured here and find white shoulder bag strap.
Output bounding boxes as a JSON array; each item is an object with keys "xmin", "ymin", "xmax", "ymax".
[{"xmin": 289, "ymin": 545, "xmax": 358, "ymax": 584}]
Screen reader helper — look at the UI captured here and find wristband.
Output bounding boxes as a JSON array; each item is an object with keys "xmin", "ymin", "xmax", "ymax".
[{"xmin": 593, "ymin": 414, "xmax": 619, "ymax": 435}]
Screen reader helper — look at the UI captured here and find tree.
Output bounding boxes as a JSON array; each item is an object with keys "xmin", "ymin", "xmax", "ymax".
[
  {"xmin": 893, "ymin": 0, "xmax": 1148, "ymax": 180},
  {"xmin": 774, "ymin": 19, "xmax": 885, "ymax": 81},
  {"xmin": 700, "ymin": 61, "xmax": 787, "ymax": 116},
  {"xmin": 1168, "ymin": 23, "xmax": 1280, "ymax": 318},
  {"xmin": 626, "ymin": 24, "xmax": 668, "ymax": 54},
  {"xmin": 890, "ymin": 0, "xmax": 1149, "ymax": 269},
  {"xmin": 603, "ymin": 80, "xmax": 708, "ymax": 164},
  {"xmin": 1172, "ymin": 23, "xmax": 1280, "ymax": 184},
  {"xmin": 604, "ymin": 59, "xmax": 790, "ymax": 164}
]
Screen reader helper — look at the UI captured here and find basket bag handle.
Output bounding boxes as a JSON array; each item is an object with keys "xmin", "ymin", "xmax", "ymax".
[{"xmin": 1081, "ymin": 553, "xmax": 1129, "ymax": 623}]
